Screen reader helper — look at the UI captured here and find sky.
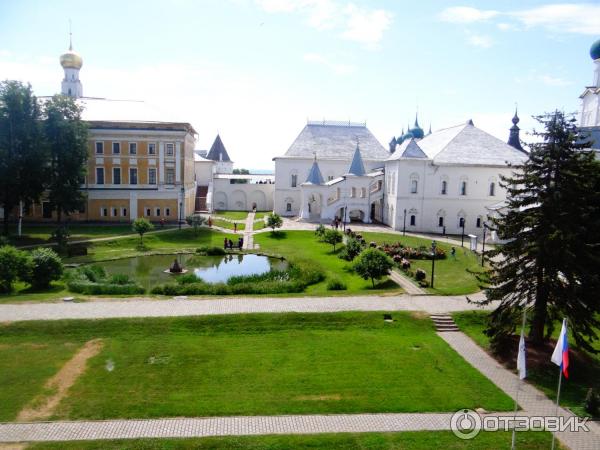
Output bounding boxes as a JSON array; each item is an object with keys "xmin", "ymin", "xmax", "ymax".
[{"xmin": 0, "ymin": 0, "xmax": 599, "ymax": 170}]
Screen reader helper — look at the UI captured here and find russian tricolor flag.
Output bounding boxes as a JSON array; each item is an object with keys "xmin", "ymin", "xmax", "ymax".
[{"xmin": 551, "ymin": 319, "xmax": 569, "ymax": 378}]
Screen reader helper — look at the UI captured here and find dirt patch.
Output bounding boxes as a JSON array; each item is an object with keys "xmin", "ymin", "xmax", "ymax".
[
  {"xmin": 410, "ymin": 311, "xmax": 429, "ymax": 320},
  {"xmin": 16, "ymin": 339, "xmax": 104, "ymax": 422},
  {"xmin": 0, "ymin": 444, "xmax": 28, "ymax": 450},
  {"xmin": 295, "ymin": 394, "xmax": 343, "ymax": 401}
]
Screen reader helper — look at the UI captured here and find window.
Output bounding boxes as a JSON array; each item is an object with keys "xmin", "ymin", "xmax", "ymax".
[
  {"xmin": 476, "ymin": 217, "xmax": 482, "ymax": 228},
  {"xmin": 328, "ymin": 175, "xmax": 334, "ymax": 181},
  {"xmin": 438, "ymin": 217, "xmax": 444, "ymax": 227},
  {"xmin": 96, "ymin": 167, "xmax": 105, "ymax": 184},
  {"xmin": 411, "ymin": 179, "xmax": 418, "ymax": 194},
  {"xmin": 111, "ymin": 207, "xmax": 118, "ymax": 217},
  {"xmin": 112, "ymin": 142, "xmax": 120, "ymax": 154},
  {"xmin": 351, "ymin": 187, "xmax": 356, "ymax": 198},
  {"xmin": 156, "ymin": 208, "xmax": 161, "ymax": 217},
  {"xmin": 410, "ymin": 215, "xmax": 416, "ymax": 226},
  {"xmin": 100, "ymin": 207, "xmax": 108, "ymax": 217},
  {"xmin": 145, "ymin": 208, "xmax": 151, "ymax": 216},
  {"xmin": 489, "ymin": 182, "xmax": 495, "ymax": 196},
  {"xmin": 95, "ymin": 142, "xmax": 104, "ymax": 154},
  {"xmin": 291, "ymin": 174, "xmax": 297, "ymax": 188},
  {"xmin": 113, "ymin": 167, "xmax": 121, "ymax": 185},
  {"xmin": 165, "ymin": 208, "xmax": 170, "ymax": 217},
  {"xmin": 459, "ymin": 217, "xmax": 465, "ymax": 228},
  {"xmin": 460, "ymin": 181, "xmax": 467, "ymax": 196},
  {"xmin": 361, "ymin": 187, "xmax": 366, "ymax": 198},
  {"xmin": 148, "ymin": 143, "xmax": 156, "ymax": 155},
  {"xmin": 129, "ymin": 168, "xmax": 138, "ymax": 185},
  {"xmin": 121, "ymin": 207, "xmax": 127, "ymax": 217},
  {"xmin": 148, "ymin": 168, "xmax": 157, "ymax": 185},
  {"xmin": 441, "ymin": 180, "xmax": 447, "ymax": 195},
  {"xmin": 166, "ymin": 143, "xmax": 174, "ymax": 156},
  {"xmin": 286, "ymin": 203, "xmax": 292, "ymax": 212},
  {"xmin": 129, "ymin": 142, "xmax": 137, "ymax": 155},
  {"xmin": 166, "ymin": 168, "xmax": 175, "ymax": 184}
]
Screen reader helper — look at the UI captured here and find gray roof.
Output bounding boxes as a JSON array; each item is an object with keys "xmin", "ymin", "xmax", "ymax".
[
  {"xmin": 206, "ymin": 135, "xmax": 232, "ymax": 162},
  {"xmin": 416, "ymin": 122, "xmax": 528, "ymax": 166},
  {"xmin": 387, "ymin": 139, "xmax": 427, "ymax": 160},
  {"xmin": 282, "ymin": 122, "xmax": 389, "ymax": 160},
  {"xmin": 304, "ymin": 159, "xmax": 325, "ymax": 185},
  {"xmin": 347, "ymin": 145, "xmax": 366, "ymax": 175}
]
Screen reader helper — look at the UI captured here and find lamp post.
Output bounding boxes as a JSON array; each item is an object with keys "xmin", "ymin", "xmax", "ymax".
[
  {"xmin": 179, "ymin": 186, "xmax": 184, "ymax": 230},
  {"xmin": 460, "ymin": 219, "xmax": 465, "ymax": 247},
  {"xmin": 403, "ymin": 208, "xmax": 407, "ymax": 236},
  {"xmin": 431, "ymin": 240, "xmax": 437, "ymax": 288},
  {"xmin": 481, "ymin": 222, "xmax": 487, "ymax": 267}
]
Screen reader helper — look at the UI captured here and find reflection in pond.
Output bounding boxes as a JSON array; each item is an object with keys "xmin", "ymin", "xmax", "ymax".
[{"xmin": 93, "ymin": 254, "xmax": 288, "ymax": 289}]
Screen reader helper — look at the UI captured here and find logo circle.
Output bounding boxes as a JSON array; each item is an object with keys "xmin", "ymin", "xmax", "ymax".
[{"xmin": 450, "ymin": 409, "xmax": 482, "ymax": 440}]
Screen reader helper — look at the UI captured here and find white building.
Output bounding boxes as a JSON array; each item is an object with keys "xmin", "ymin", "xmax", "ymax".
[
  {"xmin": 273, "ymin": 117, "xmax": 528, "ymax": 237},
  {"xmin": 580, "ymin": 38, "xmax": 600, "ymax": 155}
]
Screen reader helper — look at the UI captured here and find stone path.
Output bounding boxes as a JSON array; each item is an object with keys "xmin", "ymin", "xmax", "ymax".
[
  {"xmin": 242, "ymin": 212, "xmax": 255, "ymax": 250},
  {"xmin": 0, "ymin": 293, "xmax": 491, "ymax": 322},
  {"xmin": 388, "ymin": 270, "xmax": 426, "ymax": 295},
  {"xmin": 439, "ymin": 332, "xmax": 600, "ymax": 450}
]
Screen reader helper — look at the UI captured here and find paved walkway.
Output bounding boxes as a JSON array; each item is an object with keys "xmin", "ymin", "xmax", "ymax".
[
  {"xmin": 242, "ymin": 212, "xmax": 255, "ymax": 250},
  {"xmin": 0, "ymin": 293, "xmax": 490, "ymax": 322},
  {"xmin": 439, "ymin": 332, "xmax": 600, "ymax": 450},
  {"xmin": 388, "ymin": 270, "xmax": 426, "ymax": 295}
]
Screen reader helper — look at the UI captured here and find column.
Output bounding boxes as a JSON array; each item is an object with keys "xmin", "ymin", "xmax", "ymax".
[
  {"xmin": 158, "ymin": 142, "xmax": 165, "ymax": 184},
  {"xmin": 175, "ymin": 142, "xmax": 181, "ymax": 183}
]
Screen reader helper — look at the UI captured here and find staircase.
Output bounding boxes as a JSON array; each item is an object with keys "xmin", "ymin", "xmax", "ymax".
[
  {"xmin": 195, "ymin": 186, "xmax": 208, "ymax": 212},
  {"xmin": 430, "ymin": 314, "xmax": 460, "ymax": 332}
]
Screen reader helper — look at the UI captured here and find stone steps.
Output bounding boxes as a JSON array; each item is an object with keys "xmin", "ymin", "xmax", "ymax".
[{"xmin": 430, "ymin": 313, "xmax": 460, "ymax": 332}]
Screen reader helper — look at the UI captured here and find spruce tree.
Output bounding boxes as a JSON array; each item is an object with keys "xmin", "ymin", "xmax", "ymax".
[{"xmin": 480, "ymin": 111, "xmax": 600, "ymax": 353}]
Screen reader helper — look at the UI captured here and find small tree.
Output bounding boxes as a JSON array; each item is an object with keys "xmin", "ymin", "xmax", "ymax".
[
  {"xmin": 266, "ymin": 213, "xmax": 282, "ymax": 233},
  {"xmin": 315, "ymin": 224, "xmax": 326, "ymax": 240},
  {"xmin": 25, "ymin": 247, "xmax": 63, "ymax": 289},
  {"xmin": 338, "ymin": 236, "xmax": 364, "ymax": 261},
  {"xmin": 132, "ymin": 218, "xmax": 154, "ymax": 245},
  {"xmin": 186, "ymin": 215, "xmax": 206, "ymax": 235},
  {"xmin": 353, "ymin": 248, "xmax": 393, "ymax": 288},
  {"xmin": 0, "ymin": 245, "xmax": 32, "ymax": 293},
  {"xmin": 323, "ymin": 229, "xmax": 343, "ymax": 252}
]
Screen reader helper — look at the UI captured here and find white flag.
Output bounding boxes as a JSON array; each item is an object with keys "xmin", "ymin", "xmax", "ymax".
[
  {"xmin": 517, "ymin": 334, "xmax": 526, "ymax": 379},
  {"xmin": 551, "ymin": 319, "xmax": 568, "ymax": 367}
]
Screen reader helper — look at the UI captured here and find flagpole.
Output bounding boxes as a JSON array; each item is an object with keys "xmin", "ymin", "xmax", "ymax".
[
  {"xmin": 551, "ymin": 368, "xmax": 563, "ymax": 450},
  {"xmin": 511, "ymin": 309, "xmax": 527, "ymax": 450}
]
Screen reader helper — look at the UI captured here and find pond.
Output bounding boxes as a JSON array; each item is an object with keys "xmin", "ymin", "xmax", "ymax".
[{"xmin": 94, "ymin": 253, "xmax": 288, "ymax": 289}]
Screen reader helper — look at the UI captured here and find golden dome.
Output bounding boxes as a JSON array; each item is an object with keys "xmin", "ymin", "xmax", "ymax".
[{"xmin": 60, "ymin": 50, "xmax": 82, "ymax": 69}]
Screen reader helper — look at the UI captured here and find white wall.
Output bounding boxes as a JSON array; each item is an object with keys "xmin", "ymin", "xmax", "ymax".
[{"xmin": 212, "ymin": 179, "xmax": 274, "ymax": 211}]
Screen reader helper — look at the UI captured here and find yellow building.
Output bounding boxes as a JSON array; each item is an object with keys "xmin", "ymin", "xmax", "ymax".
[{"xmin": 18, "ymin": 38, "xmax": 198, "ymax": 223}]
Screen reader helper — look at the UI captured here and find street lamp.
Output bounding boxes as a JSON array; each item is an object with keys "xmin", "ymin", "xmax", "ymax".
[
  {"xmin": 460, "ymin": 218, "xmax": 465, "ymax": 247},
  {"xmin": 403, "ymin": 208, "xmax": 407, "ymax": 236},
  {"xmin": 481, "ymin": 222, "xmax": 487, "ymax": 267},
  {"xmin": 179, "ymin": 186, "xmax": 184, "ymax": 230},
  {"xmin": 431, "ymin": 240, "xmax": 437, "ymax": 288}
]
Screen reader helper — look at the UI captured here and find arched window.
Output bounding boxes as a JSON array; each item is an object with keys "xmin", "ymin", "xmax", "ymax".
[
  {"xmin": 460, "ymin": 181, "xmax": 467, "ymax": 196},
  {"xmin": 459, "ymin": 217, "xmax": 465, "ymax": 228},
  {"xmin": 291, "ymin": 174, "xmax": 297, "ymax": 188},
  {"xmin": 441, "ymin": 180, "xmax": 447, "ymax": 195},
  {"xmin": 410, "ymin": 215, "xmax": 416, "ymax": 226},
  {"xmin": 438, "ymin": 216, "xmax": 444, "ymax": 227},
  {"xmin": 489, "ymin": 182, "xmax": 495, "ymax": 196},
  {"xmin": 411, "ymin": 180, "xmax": 418, "ymax": 194}
]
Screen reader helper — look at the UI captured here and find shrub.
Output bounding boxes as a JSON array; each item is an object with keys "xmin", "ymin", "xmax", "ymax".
[
  {"xmin": 327, "ymin": 278, "xmax": 347, "ymax": 291},
  {"xmin": 415, "ymin": 268, "xmax": 427, "ymax": 281},
  {"xmin": 338, "ymin": 237, "xmax": 364, "ymax": 261},
  {"xmin": 66, "ymin": 265, "xmax": 144, "ymax": 295},
  {"xmin": 177, "ymin": 273, "xmax": 201, "ymax": 284},
  {"xmin": 196, "ymin": 245, "xmax": 226, "ymax": 256},
  {"xmin": 25, "ymin": 247, "xmax": 63, "ymax": 289},
  {"xmin": 0, "ymin": 245, "xmax": 32, "ymax": 293},
  {"xmin": 109, "ymin": 273, "xmax": 132, "ymax": 285},
  {"xmin": 353, "ymin": 248, "xmax": 393, "ymax": 288},
  {"xmin": 418, "ymin": 280, "xmax": 430, "ymax": 288},
  {"xmin": 51, "ymin": 227, "xmax": 70, "ymax": 250},
  {"xmin": 186, "ymin": 215, "xmax": 206, "ymax": 234},
  {"xmin": 584, "ymin": 388, "xmax": 600, "ymax": 417},
  {"xmin": 369, "ymin": 241, "xmax": 377, "ymax": 248},
  {"xmin": 315, "ymin": 224, "xmax": 326, "ymax": 239}
]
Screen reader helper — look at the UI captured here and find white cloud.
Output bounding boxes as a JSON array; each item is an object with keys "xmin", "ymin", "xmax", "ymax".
[
  {"xmin": 303, "ymin": 52, "xmax": 355, "ymax": 74},
  {"xmin": 510, "ymin": 3, "xmax": 600, "ymax": 35},
  {"xmin": 0, "ymin": 49, "xmax": 11, "ymax": 58},
  {"xmin": 256, "ymin": 0, "xmax": 393, "ymax": 48},
  {"xmin": 439, "ymin": 3, "xmax": 600, "ymax": 35},
  {"xmin": 539, "ymin": 74, "xmax": 572, "ymax": 87},
  {"xmin": 466, "ymin": 33, "xmax": 493, "ymax": 48},
  {"xmin": 438, "ymin": 6, "xmax": 498, "ymax": 23}
]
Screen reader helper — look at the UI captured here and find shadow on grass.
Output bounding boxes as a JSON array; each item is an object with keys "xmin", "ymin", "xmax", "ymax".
[
  {"xmin": 267, "ymin": 231, "xmax": 287, "ymax": 240},
  {"xmin": 371, "ymin": 279, "xmax": 400, "ymax": 290},
  {"xmin": 17, "ymin": 283, "xmax": 66, "ymax": 295}
]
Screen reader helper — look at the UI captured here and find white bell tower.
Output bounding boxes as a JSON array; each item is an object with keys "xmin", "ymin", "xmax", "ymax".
[{"xmin": 59, "ymin": 29, "xmax": 83, "ymax": 98}]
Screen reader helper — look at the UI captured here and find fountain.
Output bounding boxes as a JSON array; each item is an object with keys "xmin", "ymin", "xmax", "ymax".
[{"xmin": 164, "ymin": 258, "xmax": 188, "ymax": 275}]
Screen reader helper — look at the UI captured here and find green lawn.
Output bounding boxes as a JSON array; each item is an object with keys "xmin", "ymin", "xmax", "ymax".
[
  {"xmin": 363, "ymin": 232, "xmax": 484, "ymax": 295},
  {"xmin": 0, "ymin": 313, "xmax": 513, "ymax": 421},
  {"xmin": 213, "ymin": 211, "xmax": 249, "ymax": 220},
  {"xmin": 255, "ymin": 231, "xmax": 402, "ymax": 296},
  {"xmin": 453, "ymin": 311, "xmax": 600, "ymax": 417},
  {"xmin": 7, "ymin": 224, "xmax": 141, "ymax": 246},
  {"xmin": 27, "ymin": 431, "xmax": 555, "ymax": 449},
  {"xmin": 211, "ymin": 218, "xmax": 245, "ymax": 231}
]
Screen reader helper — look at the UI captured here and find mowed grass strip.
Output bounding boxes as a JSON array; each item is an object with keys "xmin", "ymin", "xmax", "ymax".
[
  {"xmin": 255, "ymin": 231, "xmax": 401, "ymax": 295},
  {"xmin": 26, "ymin": 430, "xmax": 555, "ymax": 449},
  {"xmin": 0, "ymin": 313, "xmax": 513, "ymax": 421},
  {"xmin": 363, "ymin": 232, "xmax": 484, "ymax": 295}
]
